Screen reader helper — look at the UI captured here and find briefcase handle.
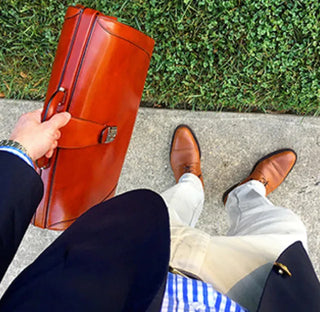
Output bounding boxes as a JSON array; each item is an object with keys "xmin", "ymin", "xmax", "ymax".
[
  {"xmin": 36, "ymin": 87, "xmax": 67, "ymax": 169},
  {"xmin": 36, "ymin": 87, "xmax": 118, "ymax": 169}
]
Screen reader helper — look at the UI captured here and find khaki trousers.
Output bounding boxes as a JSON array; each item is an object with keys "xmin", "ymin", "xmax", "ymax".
[{"xmin": 161, "ymin": 174, "xmax": 307, "ymax": 311}]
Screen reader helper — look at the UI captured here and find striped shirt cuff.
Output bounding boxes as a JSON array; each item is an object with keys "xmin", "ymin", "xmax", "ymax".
[{"xmin": 0, "ymin": 147, "xmax": 35, "ymax": 169}]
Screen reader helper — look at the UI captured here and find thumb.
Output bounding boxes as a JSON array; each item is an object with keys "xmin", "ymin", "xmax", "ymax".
[{"xmin": 46, "ymin": 112, "xmax": 71, "ymax": 130}]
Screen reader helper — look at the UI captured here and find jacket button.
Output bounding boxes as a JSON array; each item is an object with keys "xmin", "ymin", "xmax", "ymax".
[{"xmin": 274, "ymin": 262, "xmax": 292, "ymax": 277}]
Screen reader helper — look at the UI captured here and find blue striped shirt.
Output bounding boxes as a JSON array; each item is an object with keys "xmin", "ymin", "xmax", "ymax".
[{"xmin": 161, "ymin": 272, "xmax": 248, "ymax": 312}]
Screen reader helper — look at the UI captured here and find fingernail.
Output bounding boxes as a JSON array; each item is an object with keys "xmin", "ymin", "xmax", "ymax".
[{"xmin": 64, "ymin": 112, "xmax": 71, "ymax": 119}]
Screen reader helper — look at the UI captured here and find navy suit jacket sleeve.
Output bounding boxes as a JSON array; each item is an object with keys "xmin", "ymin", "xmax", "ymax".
[{"xmin": 0, "ymin": 152, "xmax": 43, "ymax": 282}]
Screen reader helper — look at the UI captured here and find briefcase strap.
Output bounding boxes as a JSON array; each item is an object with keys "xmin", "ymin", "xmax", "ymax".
[{"xmin": 58, "ymin": 117, "xmax": 117, "ymax": 149}]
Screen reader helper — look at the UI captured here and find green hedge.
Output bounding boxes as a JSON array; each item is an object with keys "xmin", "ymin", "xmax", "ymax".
[{"xmin": 1, "ymin": 0, "xmax": 320, "ymax": 114}]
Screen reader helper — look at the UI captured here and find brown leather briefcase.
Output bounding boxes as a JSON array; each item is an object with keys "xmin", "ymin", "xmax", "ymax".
[{"xmin": 32, "ymin": 5, "xmax": 154, "ymax": 230}]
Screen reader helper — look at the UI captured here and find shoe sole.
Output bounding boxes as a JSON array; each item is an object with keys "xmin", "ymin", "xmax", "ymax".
[
  {"xmin": 222, "ymin": 148, "xmax": 297, "ymax": 204},
  {"xmin": 169, "ymin": 124, "xmax": 201, "ymax": 161}
]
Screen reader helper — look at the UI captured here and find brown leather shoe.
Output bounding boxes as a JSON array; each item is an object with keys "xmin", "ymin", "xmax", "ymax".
[
  {"xmin": 222, "ymin": 149, "xmax": 297, "ymax": 204},
  {"xmin": 170, "ymin": 125, "xmax": 204, "ymax": 187}
]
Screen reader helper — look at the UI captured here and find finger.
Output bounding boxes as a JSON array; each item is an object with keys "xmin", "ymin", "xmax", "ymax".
[
  {"xmin": 46, "ymin": 112, "xmax": 71, "ymax": 130},
  {"xmin": 55, "ymin": 130, "xmax": 61, "ymax": 140},
  {"xmin": 45, "ymin": 149, "xmax": 54, "ymax": 158},
  {"xmin": 45, "ymin": 140, "xmax": 58, "ymax": 158}
]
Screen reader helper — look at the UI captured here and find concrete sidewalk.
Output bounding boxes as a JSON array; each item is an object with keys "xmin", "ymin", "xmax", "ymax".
[{"xmin": 0, "ymin": 99, "xmax": 320, "ymax": 295}]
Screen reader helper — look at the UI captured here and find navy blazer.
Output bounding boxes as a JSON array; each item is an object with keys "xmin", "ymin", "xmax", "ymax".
[{"xmin": 0, "ymin": 152, "xmax": 170, "ymax": 311}]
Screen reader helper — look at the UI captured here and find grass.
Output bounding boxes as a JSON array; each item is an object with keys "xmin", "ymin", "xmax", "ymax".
[{"xmin": 1, "ymin": 0, "xmax": 320, "ymax": 115}]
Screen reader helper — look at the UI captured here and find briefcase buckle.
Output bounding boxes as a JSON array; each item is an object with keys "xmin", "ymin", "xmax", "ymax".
[{"xmin": 100, "ymin": 126, "xmax": 117, "ymax": 144}]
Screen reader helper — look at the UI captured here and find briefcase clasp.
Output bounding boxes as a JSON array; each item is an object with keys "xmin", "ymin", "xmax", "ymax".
[{"xmin": 100, "ymin": 126, "xmax": 117, "ymax": 144}]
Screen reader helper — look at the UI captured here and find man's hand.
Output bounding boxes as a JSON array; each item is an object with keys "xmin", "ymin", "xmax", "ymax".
[{"xmin": 9, "ymin": 109, "xmax": 71, "ymax": 161}]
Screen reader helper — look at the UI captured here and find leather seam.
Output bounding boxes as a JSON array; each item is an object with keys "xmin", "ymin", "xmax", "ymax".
[
  {"xmin": 96, "ymin": 19, "xmax": 152, "ymax": 59},
  {"xmin": 43, "ymin": 8, "xmax": 83, "ymax": 121},
  {"xmin": 66, "ymin": 14, "xmax": 98, "ymax": 111},
  {"xmin": 44, "ymin": 149, "xmax": 60, "ymax": 228},
  {"xmin": 49, "ymin": 217, "xmax": 79, "ymax": 228},
  {"xmin": 65, "ymin": 11, "xmax": 81, "ymax": 20}
]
